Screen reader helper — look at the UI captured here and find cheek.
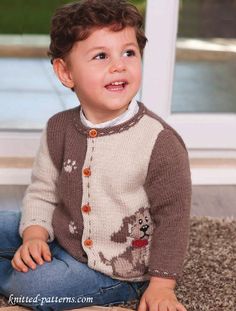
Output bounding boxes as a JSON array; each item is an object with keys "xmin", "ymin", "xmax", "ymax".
[
  {"xmin": 137, "ymin": 70, "xmax": 142, "ymax": 84},
  {"xmin": 131, "ymin": 62, "xmax": 142, "ymax": 84},
  {"xmin": 84, "ymin": 71, "xmax": 104, "ymax": 87},
  {"xmin": 74, "ymin": 73, "xmax": 101, "ymax": 92}
]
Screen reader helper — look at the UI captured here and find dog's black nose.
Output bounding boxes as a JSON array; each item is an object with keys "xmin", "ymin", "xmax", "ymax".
[{"xmin": 140, "ymin": 224, "xmax": 149, "ymax": 233}]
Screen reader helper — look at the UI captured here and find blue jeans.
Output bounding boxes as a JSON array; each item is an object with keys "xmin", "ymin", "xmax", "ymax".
[{"xmin": 0, "ymin": 210, "xmax": 149, "ymax": 310}]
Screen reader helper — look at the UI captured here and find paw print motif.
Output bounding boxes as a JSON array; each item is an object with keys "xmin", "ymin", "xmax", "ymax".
[
  {"xmin": 69, "ymin": 221, "xmax": 78, "ymax": 235},
  {"xmin": 64, "ymin": 159, "xmax": 77, "ymax": 173}
]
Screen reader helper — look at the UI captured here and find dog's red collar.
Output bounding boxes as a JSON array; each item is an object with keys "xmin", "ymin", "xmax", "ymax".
[{"xmin": 132, "ymin": 239, "xmax": 148, "ymax": 248}]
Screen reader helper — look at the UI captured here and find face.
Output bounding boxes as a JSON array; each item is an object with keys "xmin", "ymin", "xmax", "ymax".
[{"xmin": 54, "ymin": 26, "xmax": 142, "ymax": 123}]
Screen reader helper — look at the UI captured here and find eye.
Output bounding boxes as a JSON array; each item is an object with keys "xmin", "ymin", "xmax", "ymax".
[
  {"xmin": 93, "ymin": 52, "xmax": 107, "ymax": 60},
  {"xmin": 145, "ymin": 216, "xmax": 149, "ymax": 222},
  {"xmin": 124, "ymin": 49, "xmax": 136, "ymax": 57},
  {"xmin": 139, "ymin": 219, "xmax": 143, "ymax": 225}
]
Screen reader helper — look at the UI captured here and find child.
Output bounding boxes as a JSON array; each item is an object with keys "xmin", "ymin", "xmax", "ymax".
[{"xmin": 0, "ymin": 0, "xmax": 191, "ymax": 310}]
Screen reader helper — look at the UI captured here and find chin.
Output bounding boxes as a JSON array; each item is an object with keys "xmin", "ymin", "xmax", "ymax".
[{"xmin": 109, "ymin": 97, "xmax": 132, "ymax": 106}]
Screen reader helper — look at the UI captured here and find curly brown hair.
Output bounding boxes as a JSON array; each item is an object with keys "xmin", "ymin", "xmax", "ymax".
[{"xmin": 48, "ymin": 0, "xmax": 147, "ymax": 63}]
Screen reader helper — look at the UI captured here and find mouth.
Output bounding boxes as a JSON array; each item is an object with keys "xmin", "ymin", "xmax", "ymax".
[
  {"xmin": 105, "ymin": 80, "xmax": 128, "ymax": 92},
  {"xmin": 140, "ymin": 233, "xmax": 149, "ymax": 239}
]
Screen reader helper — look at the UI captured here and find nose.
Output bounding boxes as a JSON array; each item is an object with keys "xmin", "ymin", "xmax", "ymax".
[
  {"xmin": 140, "ymin": 224, "xmax": 149, "ymax": 233},
  {"xmin": 109, "ymin": 58, "xmax": 126, "ymax": 73}
]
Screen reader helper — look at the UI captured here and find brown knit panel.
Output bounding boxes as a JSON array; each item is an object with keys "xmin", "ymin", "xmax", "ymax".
[
  {"xmin": 47, "ymin": 107, "xmax": 80, "ymax": 170},
  {"xmin": 144, "ymin": 129, "xmax": 192, "ymax": 280},
  {"xmin": 47, "ymin": 108, "xmax": 88, "ymax": 262}
]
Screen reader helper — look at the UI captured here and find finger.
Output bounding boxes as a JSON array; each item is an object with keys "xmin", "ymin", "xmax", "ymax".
[
  {"xmin": 20, "ymin": 245, "xmax": 37, "ymax": 270},
  {"xmin": 158, "ymin": 302, "xmax": 167, "ymax": 311},
  {"xmin": 167, "ymin": 304, "xmax": 176, "ymax": 311},
  {"xmin": 138, "ymin": 298, "xmax": 148, "ymax": 311},
  {"xmin": 29, "ymin": 244, "xmax": 44, "ymax": 266},
  {"xmin": 41, "ymin": 243, "xmax": 52, "ymax": 262},
  {"xmin": 150, "ymin": 301, "xmax": 159, "ymax": 311},
  {"xmin": 176, "ymin": 303, "xmax": 187, "ymax": 311},
  {"xmin": 12, "ymin": 249, "xmax": 29, "ymax": 272},
  {"xmin": 11, "ymin": 258, "xmax": 22, "ymax": 272}
]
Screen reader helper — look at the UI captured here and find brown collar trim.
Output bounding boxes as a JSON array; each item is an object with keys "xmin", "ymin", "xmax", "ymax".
[{"xmin": 72, "ymin": 101, "xmax": 146, "ymax": 137}]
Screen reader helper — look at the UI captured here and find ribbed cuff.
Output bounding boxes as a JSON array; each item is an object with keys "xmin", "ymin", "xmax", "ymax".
[
  {"xmin": 148, "ymin": 268, "xmax": 179, "ymax": 281},
  {"xmin": 19, "ymin": 204, "xmax": 55, "ymax": 242}
]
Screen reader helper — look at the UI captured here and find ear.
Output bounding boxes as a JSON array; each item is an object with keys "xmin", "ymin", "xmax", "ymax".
[
  {"xmin": 111, "ymin": 214, "xmax": 136, "ymax": 243},
  {"xmin": 111, "ymin": 221, "xmax": 129, "ymax": 243},
  {"xmin": 53, "ymin": 58, "xmax": 74, "ymax": 89}
]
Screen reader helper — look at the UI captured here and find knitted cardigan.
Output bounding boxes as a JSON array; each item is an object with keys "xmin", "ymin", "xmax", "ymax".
[{"xmin": 20, "ymin": 102, "xmax": 192, "ymax": 282}]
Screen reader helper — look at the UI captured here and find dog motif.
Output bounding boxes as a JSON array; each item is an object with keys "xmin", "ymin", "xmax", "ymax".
[{"xmin": 99, "ymin": 207, "xmax": 153, "ymax": 278}]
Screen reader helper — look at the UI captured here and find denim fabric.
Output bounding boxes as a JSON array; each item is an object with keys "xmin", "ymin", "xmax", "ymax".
[{"xmin": 0, "ymin": 210, "xmax": 149, "ymax": 310}]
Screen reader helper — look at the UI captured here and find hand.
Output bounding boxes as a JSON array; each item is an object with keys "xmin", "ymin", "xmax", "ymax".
[
  {"xmin": 138, "ymin": 282, "xmax": 187, "ymax": 311},
  {"xmin": 11, "ymin": 238, "xmax": 51, "ymax": 273}
]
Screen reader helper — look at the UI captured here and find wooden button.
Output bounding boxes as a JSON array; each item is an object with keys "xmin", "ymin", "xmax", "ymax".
[
  {"xmin": 82, "ymin": 204, "xmax": 91, "ymax": 213},
  {"xmin": 89, "ymin": 129, "xmax": 98, "ymax": 138},
  {"xmin": 83, "ymin": 168, "xmax": 91, "ymax": 177},
  {"xmin": 84, "ymin": 239, "xmax": 93, "ymax": 247}
]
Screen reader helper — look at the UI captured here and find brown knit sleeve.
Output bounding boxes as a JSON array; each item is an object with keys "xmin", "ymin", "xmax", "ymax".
[{"xmin": 144, "ymin": 129, "xmax": 192, "ymax": 281}]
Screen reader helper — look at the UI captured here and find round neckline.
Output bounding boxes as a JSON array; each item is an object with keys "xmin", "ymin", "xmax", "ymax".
[{"xmin": 73, "ymin": 101, "xmax": 146, "ymax": 137}]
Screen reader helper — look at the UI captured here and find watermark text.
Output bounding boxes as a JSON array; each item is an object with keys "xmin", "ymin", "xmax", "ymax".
[{"xmin": 8, "ymin": 294, "xmax": 93, "ymax": 306}]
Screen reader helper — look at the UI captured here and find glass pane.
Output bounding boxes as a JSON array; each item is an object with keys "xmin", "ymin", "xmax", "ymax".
[{"xmin": 172, "ymin": 0, "xmax": 236, "ymax": 113}]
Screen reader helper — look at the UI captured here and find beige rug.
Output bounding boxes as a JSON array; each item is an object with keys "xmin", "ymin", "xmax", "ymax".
[{"xmin": 0, "ymin": 307, "xmax": 132, "ymax": 311}]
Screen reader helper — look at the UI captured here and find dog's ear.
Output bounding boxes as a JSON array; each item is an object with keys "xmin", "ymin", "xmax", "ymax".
[{"xmin": 111, "ymin": 214, "xmax": 136, "ymax": 243}]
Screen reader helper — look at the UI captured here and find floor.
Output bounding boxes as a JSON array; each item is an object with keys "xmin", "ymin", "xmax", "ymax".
[
  {"xmin": 1, "ymin": 304, "xmax": 134, "ymax": 311},
  {"xmin": 0, "ymin": 185, "xmax": 235, "ymax": 217}
]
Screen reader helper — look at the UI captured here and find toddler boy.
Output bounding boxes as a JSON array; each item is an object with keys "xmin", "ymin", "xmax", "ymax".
[{"xmin": 5, "ymin": 1, "xmax": 191, "ymax": 310}]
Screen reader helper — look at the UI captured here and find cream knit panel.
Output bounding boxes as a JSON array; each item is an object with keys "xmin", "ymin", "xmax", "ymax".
[
  {"xmin": 19, "ymin": 128, "xmax": 58, "ymax": 242},
  {"xmin": 81, "ymin": 115, "xmax": 163, "ymax": 276}
]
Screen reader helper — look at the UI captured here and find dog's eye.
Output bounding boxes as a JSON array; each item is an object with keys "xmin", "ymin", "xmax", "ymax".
[
  {"xmin": 145, "ymin": 216, "xmax": 149, "ymax": 222},
  {"xmin": 139, "ymin": 219, "xmax": 143, "ymax": 225}
]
